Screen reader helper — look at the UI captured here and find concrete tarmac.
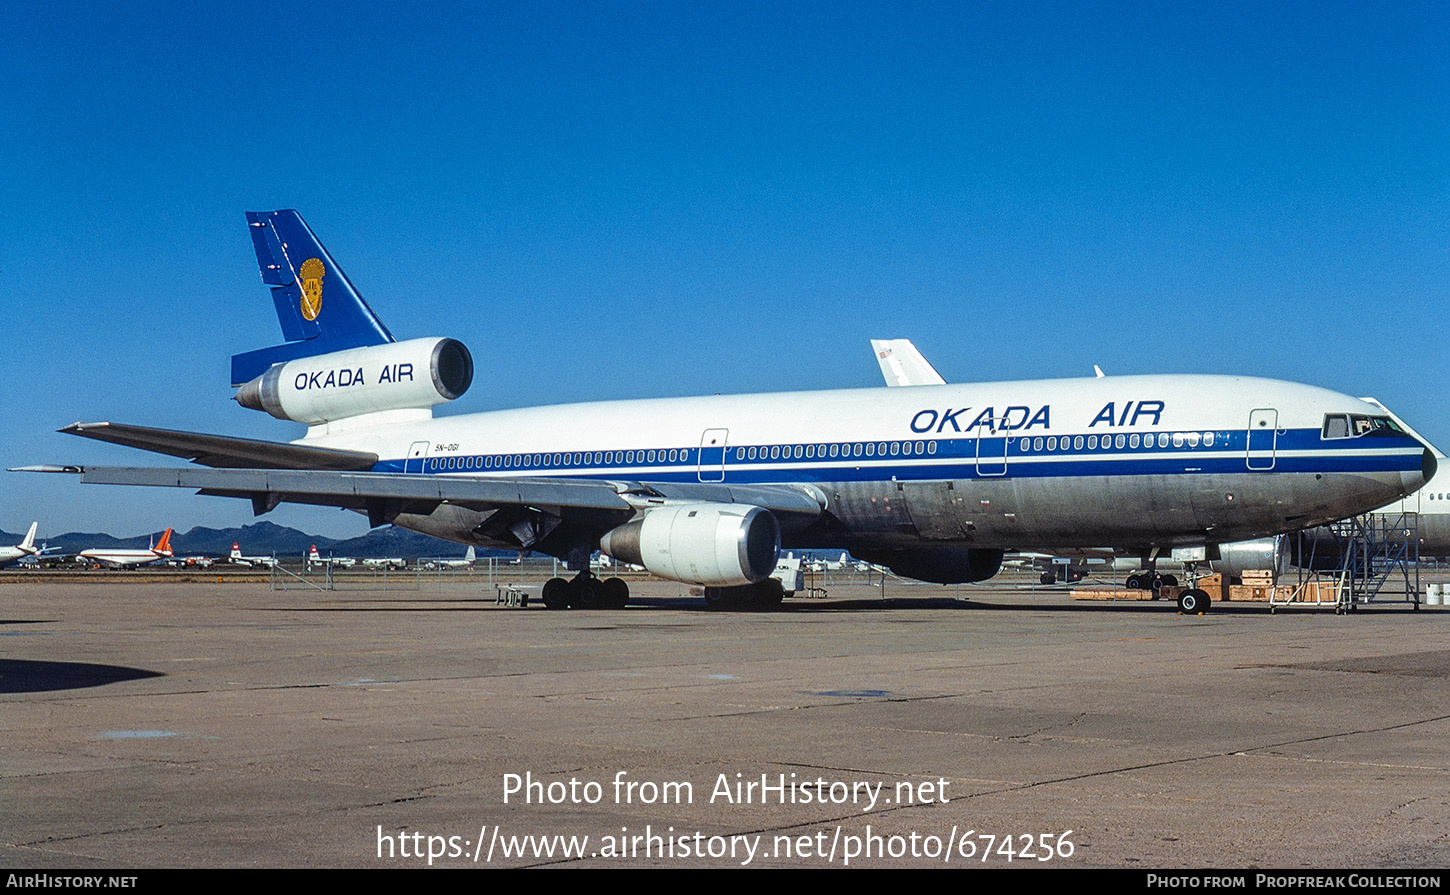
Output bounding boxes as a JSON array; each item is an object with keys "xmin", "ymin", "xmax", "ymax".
[{"xmin": 2, "ymin": 573, "xmax": 1448, "ymax": 869}]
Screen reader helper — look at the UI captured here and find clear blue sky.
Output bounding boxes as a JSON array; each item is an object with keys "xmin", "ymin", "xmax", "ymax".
[{"xmin": 2, "ymin": 1, "xmax": 1447, "ymax": 540}]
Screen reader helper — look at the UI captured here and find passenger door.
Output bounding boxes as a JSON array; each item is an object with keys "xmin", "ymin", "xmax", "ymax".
[
  {"xmin": 698, "ymin": 428, "xmax": 728, "ymax": 482},
  {"xmin": 1246, "ymin": 409, "xmax": 1277, "ymax": 470}
]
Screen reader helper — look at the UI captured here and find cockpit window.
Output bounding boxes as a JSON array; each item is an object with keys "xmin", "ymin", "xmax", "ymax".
[
  {"xmin": 1323, "ymin": 413, "xmax": 1404, "ymax": 439},
  {"xmin": 1357, "ymin": 415, "xmax": 1404, "ymax": 436}
]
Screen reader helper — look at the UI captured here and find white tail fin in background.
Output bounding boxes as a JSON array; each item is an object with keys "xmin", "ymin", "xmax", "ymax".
[{"xmin": 870, "ymin": 339, "xmax": 946, "ymax": 387}]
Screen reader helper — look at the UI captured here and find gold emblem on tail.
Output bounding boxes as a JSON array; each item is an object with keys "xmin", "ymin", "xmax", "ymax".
[{"xmin": 300, "ymin": 257, "xmax": 325, "ymax": 320}]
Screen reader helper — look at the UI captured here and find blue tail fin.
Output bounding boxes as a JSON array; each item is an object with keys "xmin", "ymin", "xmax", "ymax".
[{"xmin": 230, "ymin": 210, "xmax": 395, "ymax": 385}]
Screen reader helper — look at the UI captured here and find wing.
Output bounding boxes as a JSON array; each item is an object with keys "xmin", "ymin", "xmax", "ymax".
[
  {"xmin": 35, "ymin": 421, "xmax": 825, "ymax": 561},
  {"xmin": 22, "ymin": 462, "xmax": 825, "ymax": 559},
  {"xmin": 56, "ymin": 464, "xmax": 821, "ymax": 517}
]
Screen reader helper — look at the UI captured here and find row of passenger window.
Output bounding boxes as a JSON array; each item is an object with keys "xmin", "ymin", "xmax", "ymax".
[
  {"xmin": 734, "ymin": 441, "xmax": 939, "ymax": 461},
  {"xmin": 428, "ymin": 448, "xmax": 694, "ymax": 472},
  {"xmin": 1018, "ymin": 431, "xmax": 1219, "ymax": 453},
  {"xmin": 731, "ymin": 433, "xmax": 1220, "ymax": 462},
  {"xmin": 425, "ymin": 431, "xmax": 1223, "ymax": 473}
]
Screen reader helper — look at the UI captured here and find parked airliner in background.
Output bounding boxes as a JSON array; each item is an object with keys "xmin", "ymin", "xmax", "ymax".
[
  {"xmin": 228, "ymin": 543, "xmax": 278, "ymax": 568},
  {"xmin": 29, "ymin": 211, "xmax": 1434, "ymax": 612},
  {"xmin": 0, "ymin": 523, "xmax": 41, "ymax": 565},
  {"xmin": 360, "ymin": 556, "xmax": 407, "ymax": 570},
  {"xmin": 424, "ymin": 546, "xmax": 476, "ymax": 570},
  {"xmin": 78, "ymin": 529, "xmax": 173, "ymax": 568},
  {"xmin": 872, "ymin": 340, "xmax": 946, "ymax": 388},
  {"xmin": 805, "ymin": 552, "xmax": 880, "ymax": 575},
  {"xmin": 307, "ymin": 545, "xmax": 355, "ymax": 569}
]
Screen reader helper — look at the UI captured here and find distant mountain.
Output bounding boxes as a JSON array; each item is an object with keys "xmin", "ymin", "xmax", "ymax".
[
  {"xmin": 170, "ymin": 521, "xmax": 342, "ymax": 557},
  {"xmin": 0, "ymin": 521, "xmax": 502, "ymax": 561}
]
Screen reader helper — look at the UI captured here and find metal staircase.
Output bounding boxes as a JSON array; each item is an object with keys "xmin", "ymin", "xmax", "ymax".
[{"xmin": 1285, "ymin": 513, "xmax": 1420, "ymax": 613}]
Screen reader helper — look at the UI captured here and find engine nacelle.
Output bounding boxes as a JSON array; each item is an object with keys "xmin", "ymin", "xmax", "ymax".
[
  {"xmin": 854, "ymin": 546, "xmax": 1004, "ymax": 584},
  {"xmin": 1207, "ymin": 536, "xmax": 1287, "ymax": 578},
  {"xmin": 235, "ymin": 337, "xmax": 472, "ymax": 424},
  {"xmin": 599, "ymin": 504, "xmax": 780, "ymax": 587}
]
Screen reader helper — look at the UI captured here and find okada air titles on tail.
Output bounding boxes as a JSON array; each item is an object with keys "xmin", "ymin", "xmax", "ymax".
[{"xmin": 27, "ymin": 211, "xmax": 1434, "ymax": 611}]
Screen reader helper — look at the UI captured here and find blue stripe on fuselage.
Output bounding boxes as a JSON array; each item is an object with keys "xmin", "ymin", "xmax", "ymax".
[{"xmin": 368, "ymin": 428, "xmax": 1424, "ymax": 484}]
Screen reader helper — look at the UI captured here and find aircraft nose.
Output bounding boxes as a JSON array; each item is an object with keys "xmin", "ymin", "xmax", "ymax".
[{"xmin": 1407, "ymin": 446, "xmax": 1438, "ymax": 494}]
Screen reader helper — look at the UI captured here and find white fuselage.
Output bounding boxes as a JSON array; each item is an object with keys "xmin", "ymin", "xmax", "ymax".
[
  {"xmin": 0, "ymin": 523, "xmax": 39, "ymax": 564},
  {"xmin": 79, "ymin": 547, "xmax": 167, "ymax": 567},
  {"xmin": 292, "ymin": 373, "xmax": 1429, "ymax": 556},
  {"xmin": 0, "ymin": 546, "xmax": 30, "ymax": 563},
  {"xmin": 229, "ymin": 545, "xmax": 277, "ymax": 568}
]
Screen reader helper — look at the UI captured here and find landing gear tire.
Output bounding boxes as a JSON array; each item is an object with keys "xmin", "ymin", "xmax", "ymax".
[
  {"xmin": 569, "ymin": 575, "xmax": 607, "ymax": 609},
  {"xmin": 1040, "ymin": 572, "xmax": 1057, "ymax": 585},
  {"xmin": 755, "ymin": 579, "xmax": 785, "ymax": 609},
  {"xmin": 1177, "ymin": 588, "xmax": 1211, "ymax": 615},
  {"xmin": 542, "ymin": 577, "xmax": 570, "ymax": 610},
  {"xmin": 603, "ymin": 577, "xmax": 629, "ymax": 609},
  {"xmin": 1148, "ymin": 573, "xmax": 1165, "ymax": 600},
  {"xmin": 1125, "ymin": 575, "xmax": 1142, "ymax": 590}
]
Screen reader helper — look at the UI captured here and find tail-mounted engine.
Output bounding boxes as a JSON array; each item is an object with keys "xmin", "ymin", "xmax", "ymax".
[{"xmin": 234, "ymin": 337, "xmax": 472, "ymax": 424}]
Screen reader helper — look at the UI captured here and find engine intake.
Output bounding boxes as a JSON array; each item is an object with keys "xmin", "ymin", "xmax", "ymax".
[
  {"xmin": 600, "ymin": 504, "xmax": 779, "ymax": 587},
  {"xmin": 235, "ymin": 337, "xmax": 472, "ymax": 424}
]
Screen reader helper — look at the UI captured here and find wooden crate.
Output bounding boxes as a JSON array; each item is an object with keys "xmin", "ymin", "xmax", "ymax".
[
  {"xmin": 1070, "ymin": 588, "xmax": 1160, "ymax": 601},
  {"xmin": 1193, "ymin": 575, "xmax": 1229, "ymax": 601},
  {"xmin": 1228, "ymin": 584, "xmax": 1273, "ymax": 602},
  {"xmin": 1225, "ymin": 581, "xmax": 1340, "ymax": 603}
]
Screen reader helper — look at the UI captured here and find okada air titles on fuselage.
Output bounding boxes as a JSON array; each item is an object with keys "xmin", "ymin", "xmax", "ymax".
[
  {"xmin": 872, "ymin": 338, "xmax": 1450, "ymax": 577},
  {"xmin": 36, "ymin": 210, "xmax": 1434, "ymax": 610}
]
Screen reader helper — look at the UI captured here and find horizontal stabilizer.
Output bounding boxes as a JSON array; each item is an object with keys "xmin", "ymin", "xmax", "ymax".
[{"xmin": 59, "ymin": 422, "xmax": 379, "ymax": 470}]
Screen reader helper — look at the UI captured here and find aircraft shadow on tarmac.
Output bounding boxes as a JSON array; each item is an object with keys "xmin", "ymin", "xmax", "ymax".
[
  {"xmin": 256, "ymin": 594, "xmax": 1368, "ymax": 615},
  {"xmin": 0, "ymin": 658, "xmax": 164, "ymax": 694}
]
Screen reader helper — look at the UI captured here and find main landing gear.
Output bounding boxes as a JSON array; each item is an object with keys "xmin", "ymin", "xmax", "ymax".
[
  {"xmin": 541, "ymin": 573, "xmax": 629, "ymax": 610},
  {"xmin": 1124, "ymin": 573, "xmax": 1178, "ymax": 591}
]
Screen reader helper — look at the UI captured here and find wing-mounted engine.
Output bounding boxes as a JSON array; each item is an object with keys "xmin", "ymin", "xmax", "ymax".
[
  {"xmin": 234, "ymin": 337, "xmax": 472, "ymax": 424},
  {"xmin": 599, "ymin": 503, "xmax": 780, "ymax": 587},
  {"xmin": 1207, "ymin": 536, "xmax": 1287, "ymax": 578}
]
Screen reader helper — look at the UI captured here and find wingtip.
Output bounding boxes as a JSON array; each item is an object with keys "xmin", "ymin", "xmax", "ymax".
[
  {"xmin": 8, "ymin": 465, "xmax": 84, "ymax": 474},
  {"xmin": 59, "ymin": 421, "xmax": 109, "ymax": 434}
]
